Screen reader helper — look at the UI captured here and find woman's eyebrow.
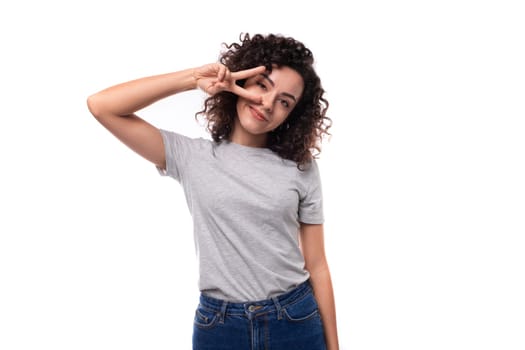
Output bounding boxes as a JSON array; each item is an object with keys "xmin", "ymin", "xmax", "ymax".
[
  {"xmin": 260, "ymin": 73, "xmax": 275, "ymax": 87},
  {"xmin": 260, "ymin": 74, "xmax": 297, "ymax": 102}
]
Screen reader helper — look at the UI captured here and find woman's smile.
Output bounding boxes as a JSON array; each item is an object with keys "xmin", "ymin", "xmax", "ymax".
[{"xmin": 249, "ymin": 106, "xmax": 268, "ymax": 122}]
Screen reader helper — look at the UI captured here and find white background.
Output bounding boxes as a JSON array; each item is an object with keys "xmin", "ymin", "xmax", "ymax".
[{"xmin": 1, "ymin": 0, "xmax": 524, "ymax": 349}]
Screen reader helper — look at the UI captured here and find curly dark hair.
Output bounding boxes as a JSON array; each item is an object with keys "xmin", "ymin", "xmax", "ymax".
[{"xmin": 196, "ymin": 33, "xmax": 331, "ymax": 167}]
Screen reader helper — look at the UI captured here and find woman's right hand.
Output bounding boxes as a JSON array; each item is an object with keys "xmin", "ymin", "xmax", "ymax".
[{"xmin": 193, "ymin": 63, "xmax": 266, "ymax": 103}]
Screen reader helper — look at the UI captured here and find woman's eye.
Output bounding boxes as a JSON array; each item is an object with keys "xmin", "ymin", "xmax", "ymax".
[
  {"xmin": 256, "ymin": 82, "xmax": 267, "ymax": 90},
  {"xmin": 280, "ymin": 100, "xmax": 290, "ymax": 108}
]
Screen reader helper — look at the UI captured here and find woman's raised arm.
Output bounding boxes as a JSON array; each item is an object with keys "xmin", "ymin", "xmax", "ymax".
[
  {"xmin": 87, "ymin": 64, "xmax": 265, "ymax": 169},
  {"xmin": 86, "ymin": 68, "xmax": 197, "ymax": 170}
]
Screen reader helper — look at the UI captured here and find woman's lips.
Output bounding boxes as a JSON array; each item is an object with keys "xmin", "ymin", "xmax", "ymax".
[{"xmin": 249, "ymin": 106, "xmax": 268, "ymax": 122}]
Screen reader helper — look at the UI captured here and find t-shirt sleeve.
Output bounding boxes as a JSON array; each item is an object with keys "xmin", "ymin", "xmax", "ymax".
[
  {"xmin": 156, "ymin": 129, "xmax": 195, "ymax": 182},
  {"xmin": 298, "ymin": 160, "xmax": 324, "ymax": 224}
]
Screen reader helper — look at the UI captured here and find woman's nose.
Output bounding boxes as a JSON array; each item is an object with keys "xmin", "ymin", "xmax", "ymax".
[{"xmin": 261, "ymin": 93, "xmax": 274, "ymax": 112}]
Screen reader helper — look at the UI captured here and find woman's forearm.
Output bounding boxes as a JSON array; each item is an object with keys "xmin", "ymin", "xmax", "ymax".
[
  {"xmin": 310, "ymin": 267, "xmax": 339, "ymax": 350},
  {"xmin": 88, "ymin": 68, "xmax": 197, "ymax": 118}
]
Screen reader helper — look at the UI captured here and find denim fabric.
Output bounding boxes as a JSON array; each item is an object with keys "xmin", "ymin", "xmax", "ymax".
[{"xmin": 192, "ymin": 280, "xmax": 326, "ymax": 350}]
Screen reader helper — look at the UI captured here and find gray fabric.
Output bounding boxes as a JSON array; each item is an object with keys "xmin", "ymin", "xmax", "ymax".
[{"xmin": 157, "ymin": 129, "xmax": 324, "ymax": 302}]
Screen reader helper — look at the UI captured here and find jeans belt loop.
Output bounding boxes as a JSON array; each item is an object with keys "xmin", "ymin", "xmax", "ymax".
[
  {"xmin": 272, "ymin": 296, "xmax": 283, "ymax": 320},
  {"xmin": 219, "ymin": 300, "xmax": 228, "ymax": 324}
]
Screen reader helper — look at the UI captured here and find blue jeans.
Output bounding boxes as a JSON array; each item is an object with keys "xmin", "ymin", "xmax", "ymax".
[{"xmin": 192, "ymin": 280, "xmax": 327, "ymax": 350}]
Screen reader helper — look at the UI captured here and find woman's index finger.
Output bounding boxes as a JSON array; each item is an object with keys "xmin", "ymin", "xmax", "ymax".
[
  {"xmin": 230, "ymin": 84, "xmax": 262, "ymax": 104},
  {"xmin": 231, "ymin": 66, "xmax": 266, "ymax": 81}
]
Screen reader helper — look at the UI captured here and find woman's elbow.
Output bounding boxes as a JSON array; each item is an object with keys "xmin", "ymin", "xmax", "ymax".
[{"xmin": 86, "ymin": 93, "xmax": 104, "ymax": 120}]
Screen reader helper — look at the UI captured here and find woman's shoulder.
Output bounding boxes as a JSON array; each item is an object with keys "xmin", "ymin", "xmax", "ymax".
[
  {"xmin": 161, "ymin": 129, "xmax": 214, "ymax": 148},
  {"xmin": 296, "ymin": 159, "xmax": 322, "ymax": 181}
]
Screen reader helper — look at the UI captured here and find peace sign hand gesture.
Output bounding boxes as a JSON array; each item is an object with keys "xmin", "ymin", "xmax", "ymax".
[{"xmin": 193, "ymin": 63, "xmax": 265, "ymax": 103}]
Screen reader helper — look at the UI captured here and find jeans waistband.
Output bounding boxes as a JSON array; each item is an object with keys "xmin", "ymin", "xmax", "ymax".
[{"xmin": 198, "ymin": 280, "xmax": 312, "ymax": 319}]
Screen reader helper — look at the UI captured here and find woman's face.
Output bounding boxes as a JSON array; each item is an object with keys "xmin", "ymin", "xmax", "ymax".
[{"xmin": 233, "ymin": 65, "xmax": 304, "ymax": 147}]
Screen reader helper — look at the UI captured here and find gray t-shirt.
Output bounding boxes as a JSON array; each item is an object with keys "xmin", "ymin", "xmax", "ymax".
[{"xmin": 158, "ymin": 129, "xmax": 324, "ymax": 302}]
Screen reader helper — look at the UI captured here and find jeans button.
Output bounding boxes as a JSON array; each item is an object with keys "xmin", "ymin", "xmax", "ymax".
[{"xmin": 248, "ymin": 305, "xmax": 256, "ymax": 312}]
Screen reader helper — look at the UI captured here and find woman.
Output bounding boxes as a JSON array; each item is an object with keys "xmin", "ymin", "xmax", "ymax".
[{"xmin": 87, "ymin": 33, "xmax": 339, "ymax": 350}]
